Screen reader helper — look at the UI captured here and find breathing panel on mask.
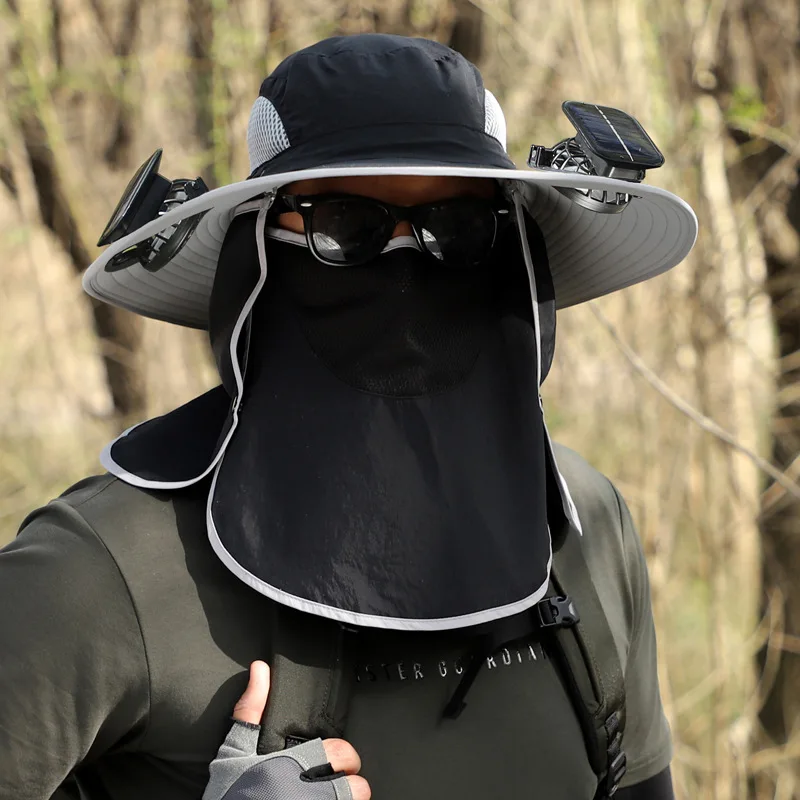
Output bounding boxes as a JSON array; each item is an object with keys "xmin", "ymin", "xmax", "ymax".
[{"xmin": 274, "ymin": 244, "xmax": 496, "ymax": 397}]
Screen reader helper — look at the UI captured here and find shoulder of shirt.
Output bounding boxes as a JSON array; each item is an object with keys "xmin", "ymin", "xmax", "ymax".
[
  {"xmin": 551, "ymin": 442, "xmax": 650, "ymax": 657},
  {"xmin": 52, "ymin": 472, "xmax": 176, "ymax": 513},
  {"xmin": 54, "ymin": 472, "xmax": 127, "ymax": 507},
  {"xmin": 550, "ymin": 441, "xmax": 625, "ymax": 528},
  {"xmin": 26, "ymin": 473, "xmax": 207, "ymax": 546}
]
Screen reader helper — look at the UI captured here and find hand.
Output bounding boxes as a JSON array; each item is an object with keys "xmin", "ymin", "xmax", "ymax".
[{"xmin": 203, "ymin": 660, "xmax": 371, "ymax": 800}]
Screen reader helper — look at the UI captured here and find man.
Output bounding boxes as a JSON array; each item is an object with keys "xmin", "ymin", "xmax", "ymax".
[{"xmin": 0, "ymin": 34, "xmax": 696, "ymax": 799}]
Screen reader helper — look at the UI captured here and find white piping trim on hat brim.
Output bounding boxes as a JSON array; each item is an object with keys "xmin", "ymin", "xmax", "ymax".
[
  {"xmin": 101, "ymin": 196, "xmax": 275, "ymax": 490},
  {"xmin": 205, "ymin": 454, "xmax": 554, "ymax": 631},
  {"xmin": 87, "ymin": 165, "xmax": 693, "ymax": 269},
  {"xmin": 83, "ymin": 164, "xmax": 698, "ymax": 327}
]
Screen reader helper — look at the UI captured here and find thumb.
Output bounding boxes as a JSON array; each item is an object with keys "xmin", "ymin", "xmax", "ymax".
[{"xmin": 233, "ymin": 660, "xmax": 271, "ymax": 725}]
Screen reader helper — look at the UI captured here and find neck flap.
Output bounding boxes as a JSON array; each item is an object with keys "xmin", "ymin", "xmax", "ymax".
[{"xmin": 102, "ymin": 193, "xmax": 582, "ymax": 630}]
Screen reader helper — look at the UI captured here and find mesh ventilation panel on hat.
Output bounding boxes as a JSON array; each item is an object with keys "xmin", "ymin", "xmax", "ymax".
[
  {"xmin": 248, "ymin": 97, "xmax": 292, "ymax": 171},
  {"xmin": 484, "ymin": 90, "xmax": 507, "ymax": 150}
]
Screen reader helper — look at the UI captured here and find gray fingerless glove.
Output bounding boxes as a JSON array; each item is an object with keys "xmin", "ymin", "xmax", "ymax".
[{"xmin": 203, "ymin": 720, "xmax": 353, "ymax": 800}]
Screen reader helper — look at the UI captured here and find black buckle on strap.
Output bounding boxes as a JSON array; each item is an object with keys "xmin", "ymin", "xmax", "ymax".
[{"xmin": 536, "ymin": 596, "xmax": 580, "ymax": 628}]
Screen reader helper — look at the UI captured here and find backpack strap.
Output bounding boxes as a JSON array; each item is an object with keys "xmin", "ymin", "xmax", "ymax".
[
  {"xmin": 256, "ymin": 523, "xmax": 627, "ymax": 799},
  {"xmin": 541, "ymin": 521, "xmax": 628, "ymax": 798},
  {"xmin": 257, "ymin": 603, "xmax": 355, "ymax": 755}
]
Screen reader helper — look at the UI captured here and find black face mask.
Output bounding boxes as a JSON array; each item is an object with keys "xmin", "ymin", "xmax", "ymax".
[
  {"xmin": 105, "ymin": 210, "xmax": 569, "ymax": 631},
  {"xmin": 274, "ymin": 240, "xmax": 498, "ymax": 397},
  {"xmin": 208, "ymin": 210, "xmax": 556, "ymax": 400},
  {"xmin": 270, "ymin": 205, "xmax": 557, "ymax": 396}
]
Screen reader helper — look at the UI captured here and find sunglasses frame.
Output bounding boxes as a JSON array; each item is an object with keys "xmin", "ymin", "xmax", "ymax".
[{"xmin": 272, "ymin": 192, "xmax": 512, "ymax": 267}]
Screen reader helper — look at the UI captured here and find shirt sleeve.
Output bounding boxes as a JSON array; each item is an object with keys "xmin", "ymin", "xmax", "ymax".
[
  {"xmin": 0, "ymin": 490, "xmax": 150, "ymax": 799},
  {"xmin": 612, "ymin": 484, "xmax": 673, "ymax": 788}
]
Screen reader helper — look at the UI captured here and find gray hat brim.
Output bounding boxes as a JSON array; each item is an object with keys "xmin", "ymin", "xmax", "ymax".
[{"xmin": 82, "ymin": 163, "xmax": 697, "ymax": 329}]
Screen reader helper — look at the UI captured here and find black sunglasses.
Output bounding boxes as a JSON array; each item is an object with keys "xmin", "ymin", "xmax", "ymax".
[{"xmin": 271, "ymin": 192, "xmax": 511, "ymax": 268}]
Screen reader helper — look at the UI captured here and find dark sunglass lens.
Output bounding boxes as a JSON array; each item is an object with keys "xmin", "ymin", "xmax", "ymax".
[
  {"xmin": 309, "ymin": 199, "xmax": 392, "ymax": 264},
  {"xmin": 417, "ymin": 200, "xmax": 500, "ymax": 267}
]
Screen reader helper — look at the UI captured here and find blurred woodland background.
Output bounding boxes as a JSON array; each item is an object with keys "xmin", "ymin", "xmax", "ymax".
[{"xmin": 0, "ymin": 0, "xmax": 798, "ymax": 796}]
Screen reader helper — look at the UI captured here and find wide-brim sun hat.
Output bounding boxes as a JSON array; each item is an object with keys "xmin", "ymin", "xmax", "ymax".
[
  {"xmin": 81, "ymin": 33, "xmax": 699, "ymax": 631},
  {"xmin": 83, "ymin": 34, "xmax": 698, "ymax": 330}
]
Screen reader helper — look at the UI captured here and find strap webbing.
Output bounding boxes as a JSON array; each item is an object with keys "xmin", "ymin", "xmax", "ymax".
[
  {"xmin": 257, "ymin": 511, "xmax": 627, "ymax": 797},
  {"xmin": 257, "ymin": 603, "xmax": 354, "ymax": 755},
  {"xmin": 548, "ymin": 522, "xmax": 628, "ymax": 798}
]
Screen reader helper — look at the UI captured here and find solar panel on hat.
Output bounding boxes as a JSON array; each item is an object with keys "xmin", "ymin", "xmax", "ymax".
[{"xmin": 563, "ymin": 101, "xmax": 665, "ymax": 171}]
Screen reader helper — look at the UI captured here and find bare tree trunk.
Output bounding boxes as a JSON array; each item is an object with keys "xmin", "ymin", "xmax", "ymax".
[
  {"xmin": 758, "ymin": 176, "xmax": 800, "ymax": 794},
  {"xmin": 447, "ymin": 0, "xmax": 483, "ymax": 63},
  {"xmin": 333, "ymin": 0, "xmax": 482, "ymax": 52},
  {"xmin": 7, "ymin": 0, "xmax": 146, "ymax": 421},
  {"xmin": 711, "ymin": 0, "xmax": 800, "ymax": 793}
]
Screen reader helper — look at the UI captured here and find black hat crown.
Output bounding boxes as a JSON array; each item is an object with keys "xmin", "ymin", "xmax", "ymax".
[{"xmin": 247, "ymin": 34, "xmax": 512, "ymax": 177}]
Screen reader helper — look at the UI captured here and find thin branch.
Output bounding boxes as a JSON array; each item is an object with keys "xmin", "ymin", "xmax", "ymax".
[
  {"xmin": 589, "ymin": 301, "xmax": 800, "ymax": 504},
  {"xmin": 740, "ymin": 151, "xmax": 800, "ymax": 219},
  {"xmin": 727, "ymin": 117, "xmax": 800, "ymax": 157},
  {"xmin": 463, "ymin": 0, "xmax": 548, "ymax": 57}
]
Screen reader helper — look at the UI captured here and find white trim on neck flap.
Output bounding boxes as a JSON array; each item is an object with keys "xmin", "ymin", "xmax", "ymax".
[
  {"xmin": 509, "ymin": 183, "xmax": 583, "ymax": 536},
  {"xmin": 100, "ymin": 195, "xmax": 276, "ymax": 490},
  {"xmin": 512, "ymin": 189, "xmax": 543, "ymax": 390},
  {"xmin": 206, "ymin": 471, "xmax": 553, "ymax": 630}
]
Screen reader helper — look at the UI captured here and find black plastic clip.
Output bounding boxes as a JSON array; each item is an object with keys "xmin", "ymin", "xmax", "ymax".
[
  {"xmin": 536, "ymin": 596, "xmax": 580, "ymax": 629},
  {"xmin": 528, "ymin": 144, "xmax": 555, "ymax": 169}
]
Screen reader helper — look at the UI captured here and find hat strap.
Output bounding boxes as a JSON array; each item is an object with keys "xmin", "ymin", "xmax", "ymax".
[
  {"xmin": 100, "ymin": 195, "xmax": 276, "ymax": 492},
  {"xmin": 512, "ymin": 189, "xmax": 543, "ymax": 391},
  {"xmin": 228, "ymin": 196, "xmax": 273, "ymax": 413}
]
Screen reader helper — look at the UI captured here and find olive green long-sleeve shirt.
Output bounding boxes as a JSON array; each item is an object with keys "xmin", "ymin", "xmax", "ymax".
[{"xmin": 0, "ymin": 444, "xmax": 670, "ymax": 799}]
